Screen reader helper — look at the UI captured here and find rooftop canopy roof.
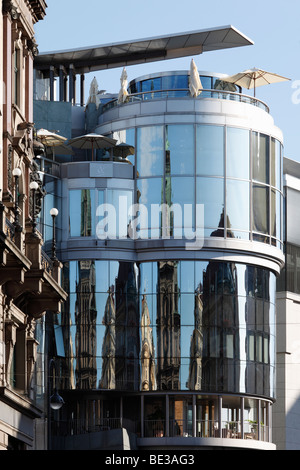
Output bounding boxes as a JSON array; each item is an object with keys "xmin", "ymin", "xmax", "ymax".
[{"xmin": 34, "ymin": 25, "xmax": 253, "ymax": 74}]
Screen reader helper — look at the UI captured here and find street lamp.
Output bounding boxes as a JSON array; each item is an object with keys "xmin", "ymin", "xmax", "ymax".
[
  {"xmin": 12, "ymin": 167, "xmax": 22, "ymax": 231},
  {"xmin": 50, "ymin": 208, "xmax": 58, "ymax": 260},
  {"xmin": 29, "ymin": 181, "xmax": 39, "ymax": 234}
]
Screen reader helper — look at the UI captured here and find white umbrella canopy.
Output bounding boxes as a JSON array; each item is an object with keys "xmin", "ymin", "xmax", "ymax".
[
  {"xmin": 118, "ymin": 67, "xmax": 129, "ymax": 104},
  {"xmin": 223, "ymin": 68, "xmax": 290, "ymax": 97},
  {"xmin": 86, "ymin": 76, "xmax": 101, "ymax": 108},
  {"xmin": 36, "ymin": 128, "xmax": 67, "ymax": 146},
  {"xmin": 189, "ymin": 59, "xmax": 203, "ymax": 97},
  {"xmin": 67, "ymin": 133, "xmax": 117, "ymax": 161}
]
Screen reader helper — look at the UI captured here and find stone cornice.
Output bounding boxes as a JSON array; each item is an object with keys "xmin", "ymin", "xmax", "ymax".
[{"xmin": 27, "ymin": 0, "xmax": 47, "ymax": 22}]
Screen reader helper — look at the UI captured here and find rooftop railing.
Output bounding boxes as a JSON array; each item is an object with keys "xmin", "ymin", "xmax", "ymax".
[{"xmin": 102, "ymin": 88, "xmax": 269, "ymax": 114}]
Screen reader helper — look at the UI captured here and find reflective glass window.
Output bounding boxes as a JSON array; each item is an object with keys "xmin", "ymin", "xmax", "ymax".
[
  {"xmin": 226, "ymin": 127, "xmax": 250, "ymax": 180},
  {"xmin": 252, "ymin": 184, "xmax": 269, "ymax": 234},
  {"xmin": 136, "ymin": 178, "xmax": 163, "ymax": 238},
  {"xmin": 165, "ymin": 125, "xmax": 194, "ymax": 175},
  {"xmin": 162, "ymin": 75, "xmax": 188, "ymax": 90},
  {"xmin": 169, "ymin": 177, "xmax": 195, "ymax": 237},
  {"xmin": 196, "ymin": 177, "xmax": 224, "ymax": 230},
  {"xmin": 59, "ymin": 260, "xmax": 276, "ymax": 396},
  {"xmin": 271, "ymin": 188, "xmax": 281, "ymax": 239},
  {"xmin": 69, "ymin": 189, "xmax": 95, "ymax": 237},
  {"xmin": 137, "ymin": 126, "xmax": 164, "ymax": 177},
  {"xmin": 200, "ymin": 76, "xmax": 212, "ymax": 89},
  {"xmin": 271, "ymin": 138, "xmax": 281, "ymax": 189},
  {"xmin": 252, "ymin": 132, "xmax": 269, "ymax": 184},
  {"xmin": 106, "ymin": 189, "xmax": 133, "ymax": 238},
  {"xmin": 196, "ymin": 125, "xmax": 224, "ymax": 176},
  {"xmin": 112, "ymin": 128, "xmax": 135, "ymax": 166},
  {"xmin": 141, "ymin": 77, "xmax": 162, "ymax": 92},
  {"xmin": 226, "ymin": 180, "xmax": 249, "ymax": 232}
]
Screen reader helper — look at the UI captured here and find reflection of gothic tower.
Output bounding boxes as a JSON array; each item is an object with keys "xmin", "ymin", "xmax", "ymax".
[
  {"xmin": 202, "ymin": 261, "xmax": 239, "ymax": 391},
  {"xmin": 75, "ymin": 260, "xmax": 97, "ymax": 389},
  {"xmin": 164, "ymin": 127, "xmax": 173, "ymax": 235},
  {"xmin": 99, "ymin": 287, "xmax": 116, "ymax": 389},
  {"xmin": 81, "ymin": 189, "xmax": 92, "ymax": 236},
  {"xmin": 141, "ymin": 294, "xmax": 156, "ymax": 391},
  {"xmin": 157, "ymin": 261, "xmax": 180, "ymax": 390},
  {"xmin": 187, "ymin": 284, "xmax": 203, "ymax": 390},
  {"xmin": 115, "ymin": 262, "xmax": 139, "ymax": 390}
]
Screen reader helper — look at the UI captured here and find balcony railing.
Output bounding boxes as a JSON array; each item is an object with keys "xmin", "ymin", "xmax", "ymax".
[
  {"xmin": 52, "ymin": 417, "xmax": 270, "ymax": 443},
  {"xmin": 102, "ymin": 88, "xmax": 270, "ymax": 114},
  {"xmin": 41, "ymin": 249, "xmax": 53, "ymax": 275}
]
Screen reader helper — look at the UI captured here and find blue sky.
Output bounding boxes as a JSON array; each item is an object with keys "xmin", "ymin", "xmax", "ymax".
[{"xmin": 34, "ymin": 0, "xmax": 300, "ymax": 161}]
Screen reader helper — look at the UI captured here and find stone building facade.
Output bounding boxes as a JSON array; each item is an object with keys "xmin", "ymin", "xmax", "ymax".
[{"xmin": 0, "ymin": 0, "xmax": 66, "ymax": 450}]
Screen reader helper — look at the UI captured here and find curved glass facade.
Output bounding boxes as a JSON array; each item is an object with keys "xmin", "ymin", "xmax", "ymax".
[
  {"xmin": 68, "ymin": 124, "xmax": 283, "ymax": 247},
  {"xmin": 57, "ymin": 260, "xmax": 276, "ymax": 398}
]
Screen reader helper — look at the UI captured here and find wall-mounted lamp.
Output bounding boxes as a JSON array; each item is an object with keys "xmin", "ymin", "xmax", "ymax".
[
  {"xmin": 29, "ymin": 181, "xmax": 39, "ymax": 234},
  {"xmin": 50, "ymin": 208, "xmax": 59, "ymax": 260},
  {"xmin": 12, "ymin": 167, "xmax": 22, "ymax": 231},
  {"xmin": 48, "ymin": 358, "xmax": 64, "ymax": 450}
]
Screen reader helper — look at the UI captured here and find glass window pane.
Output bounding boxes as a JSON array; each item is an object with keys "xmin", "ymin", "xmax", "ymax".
[
  {"xmin": 141, "ymin": 77, "xmax": 161, "ymax": 92},
  {"xmin": 252, "ymin": 184, "xmax": 269, "ymax": 234},
  {"xmin": 69, "ymin": 189, "xmax": 95, "ymax": 237},
  {"xmin": 106, "ymin": 189, "xmax": 133, "ymax": 238},
  {"xmin": 226, "ymin": 180, "xmax": 249, "ymax": 231},
  {"xmin": 165, "ymin": 125, "xmax": 194, "ymax": 175},
  {"xmin": 196, "ymin": 177, "xmax": 224, "ymax": 230},
  {"xmin": 137, "ymin": 126, "xmax": 164, "ymax": 177},
  {"xmin": 196, "ymin": 125, "xmax": 224, "ymax": 176},
  {"xmin": 271, "ymin": 138, "xmax": 281, "ymax": 189},
  {"xmin": 271, "ymin": 189, "xmax": 281, "ymax": 239},
  {"xmin": 169, "ymin": 177, "xmax": 195, "ymax": 237},
  {"xmin": 252, "ymin": 132, "xmax": 269, "ymax": 184},
  {"xmin": 112, "ymin": 128, "xmax": 135, "ymax": 165},
  {"xmin": 136, "ymin": 178, "xmax": 162, "ymax": 238},
  {"xmin": 226, "ymin": 127, "xmax": 250, "ymax": 179},
  {"xmin": 162, "ymin": 75, "xmax": 188, "ymax": 90}
]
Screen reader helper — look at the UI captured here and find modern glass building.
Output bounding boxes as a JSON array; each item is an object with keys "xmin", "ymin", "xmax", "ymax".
[{"xmin": 33, "ymin": 28, "xmax": 285, "ymax": 450}]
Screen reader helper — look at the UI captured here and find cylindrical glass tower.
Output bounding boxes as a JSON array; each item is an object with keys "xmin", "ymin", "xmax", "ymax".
[{"xmin": 44, "ymin": 71, "xmax": 284, "ymax": 450}]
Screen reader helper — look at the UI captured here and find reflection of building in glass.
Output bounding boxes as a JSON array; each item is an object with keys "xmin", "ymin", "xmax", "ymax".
[
  {"xmin": 75, "ymin": 260, "xmax": 97, "ymax": 389},
  {"xmin": 141, "ymin": 295, "xmax": 156, "ymax": 391},
  {"xmin": 99, "ymin": 287, "xmax": 116, "ymax": 390},
  {"xmin": 115, "ymin": 262, "xmax": 139, "ymax": 390},
  {"xmin": 157, "ymin": 261, "xmax": 180, "ymax": 390},
  {"xmin": 81, "ymin": 189, "xmax": 92, "ymax": 236},
  {"xmin": 187, "ymin": 284, "xmax": 203, "ymax": 390},
  {"xmin": 33, "ymin": 27, "xmax": 287, "ymax": 449}
]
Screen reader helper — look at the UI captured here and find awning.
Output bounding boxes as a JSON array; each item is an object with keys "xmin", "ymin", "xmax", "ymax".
[{"xmin": 34, "ymin": 25, "xmax": 253, "ymax": 75}]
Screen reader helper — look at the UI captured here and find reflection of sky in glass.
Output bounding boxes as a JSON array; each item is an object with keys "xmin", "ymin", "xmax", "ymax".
[
  {"xmin": 137, "ymin": 126, "xmax": 164, "ymax": 177},
  {"xmin": 196, "ymin": 125, "xmax": 224, "ymax": 176},
  {"xmin": 227, "ymin": 127, "xmax": 250, "ymax": 180},
  {"xmin": 166, "ymin": 125, "xmax": 194, "ymax": 175}
]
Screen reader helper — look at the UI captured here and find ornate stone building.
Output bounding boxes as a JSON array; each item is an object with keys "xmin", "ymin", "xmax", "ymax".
[{"xmin": 0, "ymin": 0, "xmax": 67, "ymax": 450}]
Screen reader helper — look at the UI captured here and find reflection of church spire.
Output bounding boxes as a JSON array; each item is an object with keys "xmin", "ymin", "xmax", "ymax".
[
  {"xmin": 157, "ymin": 261, "xmax": 180, "ymax": 390},
  {"xmin": 187, "ymin": 284, "xmax": 203, "ymax": 390},
  {"xmin": 210, "ymin": 208, "xmax": 234, "ymax": 238},
  {"xmin": 81, "ymin": 189, "xmax": 92, "ymax": 236},
  {"xmin": 141, "ymin": 294, "xmax": 156, "ymax": 390},
  {"xmin": 99, "ymin": 287, "xmax": 116, "ymax": 389},
  {"xmin": 75, "ymin": 260, "xmax": 97, "ymax": 389},
  {"xmin": 115, "ymin": 262, "xmax": 139, "ymax": 390}
]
